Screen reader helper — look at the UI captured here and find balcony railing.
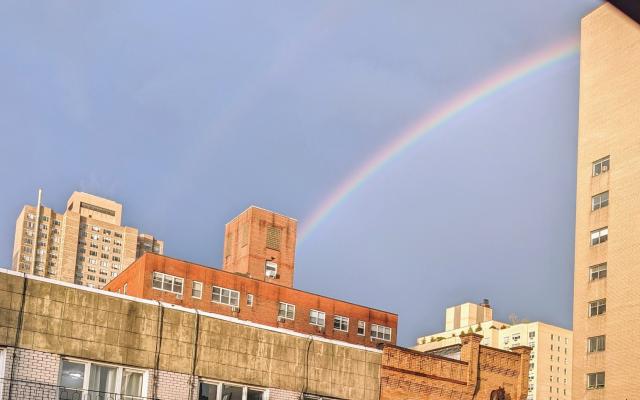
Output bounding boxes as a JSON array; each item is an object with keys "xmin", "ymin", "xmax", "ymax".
[{"xmin": 0, "ymin": 378, "xmax": 156, "ymax": 400}]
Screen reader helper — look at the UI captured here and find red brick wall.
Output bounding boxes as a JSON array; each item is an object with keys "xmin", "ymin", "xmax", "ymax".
[
  {"xmin": 380, "ymin": 334, "xmax": 530, "ymax": 400},
  {"xmin": 222, "ymin": 207, "xmax": 297, "ymax": 288},
  {"xmin": 106, "ymin": 253, "xmax": 397, "ymax": 348}
]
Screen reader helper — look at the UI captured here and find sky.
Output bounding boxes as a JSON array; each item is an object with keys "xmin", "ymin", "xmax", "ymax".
[{"xmin": 0, "ymin": 0, "xmax": 602, "ymax": 346}]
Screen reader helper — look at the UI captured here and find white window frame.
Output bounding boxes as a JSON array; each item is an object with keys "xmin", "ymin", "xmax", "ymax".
[
  {"xmin": 192, "ymin": 281, "xmax": 203, "ymax": 299},
  {"xmin": 58, "ymin": 357, "xmax": 149, "ymax": 397},
  {"xmin": 198, "ymin": 379, "xmax": 269, "ymax": 400},
  {"xmin": 278, "ymin": 302, "xmax": 295, "ymax": 320},
  {"xmin": 592, "ymin": 156, "xmax": 609, "ymax": 176},
  {"xmin": 588, "ymin": 299, "xmax": 606, "ymax": 317},
  {"xmin": 589, "ymin": 263, "xmax": 607, "ymax": 281},
  {"xmin": 587, "ymin": 335, "xmax": 605, "ymax": 353},
  {"xmin": 586, "ymin": 372, "xmax": 605, "ymax": 389},
  {"xmin": 309, "ymin": 310, "xmax": 325, "ymax": 327},
  {"xmin": 591, "ymin": 191, "xmax": 609, "ymax": 211},
  {"xmin": 357, "ymin": 321, "xmax": 366, "ymax": 336},
  {"xmin": 247, "ymin": 294, "xmax": 254, "ymax": 307},
  {"xmin": 333, "ymin": 315, "xmax": 349, "ymax": 332},
  {"xmin": 590, "ymin": 227, "xmax": 608, "ymax": 246},
  {"xmin": 371, "ymin": 324, "xmax": 392, "ymax": 341},
  {"xmin": 265, "ymin": 261, "xmax": 278, "ymax": 279},
  {"xmin": 151, "ymin": 272, "xmax": 184, "ymax": 295},
  {"xmin": 212, "ymin": 286, "xmax": 240, "ymax": 307}
]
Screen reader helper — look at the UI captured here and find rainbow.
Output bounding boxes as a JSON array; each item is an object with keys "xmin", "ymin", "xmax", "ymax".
[{"xmin": 299, "ymin": 36, "xmax": 579, "ymax": 241}]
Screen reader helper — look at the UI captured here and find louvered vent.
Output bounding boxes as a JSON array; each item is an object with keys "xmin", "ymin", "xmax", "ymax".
[{"xmin": 266, "ymin": 225, "xmax": 282, "ymax": 250}]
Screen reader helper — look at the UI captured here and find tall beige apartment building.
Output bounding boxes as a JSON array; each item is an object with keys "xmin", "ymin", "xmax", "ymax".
[
  {"xmin": 12, "ymin": 191, "xmax": 163, "ymax": 289},
  {"xmin": 572, "ymin": 2, "xmax": 640, "ymax": 398},
  {"xmin": 414, "ymin": 302, "xmax": 572, "ymax": 400}
]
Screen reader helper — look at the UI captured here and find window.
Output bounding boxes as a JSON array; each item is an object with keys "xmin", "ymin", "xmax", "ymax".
[
  {"xmin": 199, "ymin": 382, "xmax": 266, "ymax": 400},
  {"xmin": 529, "ymin": 331, "xmax": 535, "ymax": 339},
  {"xmin": 371, "ymin": 324, "xmax": 392, "ymax": 341},
  {"xmin": 357, "ymin": 321, "xmax": 366, "ymax": 336},
  {"xmin": 333, "ymin": 316, "xmax": 349, "ymax": 332},
  {"xmin": 59, "ymin": 359, "xmax": 145, "ymax": 399},
  {"xmin": 589, "ymin": 263, "xmax": 607, "ymax": 281},
  {"xmin": 114, "ymin": 232, "xmax": 123, "ymax": 238},
  {"xmin": 590, "ymin": 227, "xmax": 608, "ymax": 246},
  {"xmin": 592, "ymin": 156, "xmax": 610, "ymax": 176},
  {"xmin": 586, "ymin": 372, "xmax": 605, "ymax": 389},
  {"xmin": 309, "ymin": 310, "xmax": 325, "ymax": 327},
  {"xmin": 247, "ymin": 294, "xmax": 254, "ymax": 307},
  {"xmin": 266, "ymin": 225, "xmax": 282, "ymax": 250},
  {"xmin": 123, "ymin": 283, "xmax": 127, "ymax": 295},
  {"xmin": 278, "ymin": 302, "xmax": 295, "ymax": 320},
  {"xmin": 587, "ymin": 335, "xmax": 605, "ymax": 353},
  {"xmin": 92, "ymin": 226, "xmax": 100, "ymax": 232},
  {"xmin": 591, "ymin": 191, "xmax": 609, "ymax": 211},
  {"xmin": 589, "ymin": 299, "xmax": 606, "ymax": 317},
  {"xmin": 512, "ymin": 334, "xmax": 521, "ymax": 341},
  {"xmin": 212, "ymin": 286, "xmax": 240, "ymax": 307},
  {"xmin": 151, "ymin": 272, "xmax": 184, "ymax": 295},
  {"xmin": 265, "ymin": 261, "xmax": 278, "ymax": 278},
  {"xmin": 192, "ymin": 281, "xmax": 203, "ymax": 299}
]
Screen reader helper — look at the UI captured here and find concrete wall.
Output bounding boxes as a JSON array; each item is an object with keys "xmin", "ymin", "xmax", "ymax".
[{"xmin": 0, "ymin": 270, "xmax": 381, "ymax": 400}]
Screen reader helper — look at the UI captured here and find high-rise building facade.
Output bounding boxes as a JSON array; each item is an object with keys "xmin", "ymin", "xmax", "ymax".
[
  {"xmin": 11, "ymin": 190, "xmax": 163, "ymax": 289},
  {"xmin": 572, "ymin": 3, "xmax": 640, "ymax": 398},
  {"xmin": 414, "ymin": 302, "xmax": 572, "ymax": 400}
]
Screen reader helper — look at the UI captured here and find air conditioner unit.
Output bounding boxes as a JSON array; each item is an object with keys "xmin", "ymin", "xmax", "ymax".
[
  {"xmin": 231, "ymin": 306, "xmax": 240, "ymax": 313},
  {"xmin": 602, "ymin": 165, "xmax": 608, "ymax": 172},
  {"xmin": 266, "ymin": 270, "xmax": 277, "ymax": 278},
  {"xmin": 277, "ymin": 316, "xmax": 286, "ymax": 322},
  {"xmin": 316, "ymin": 326, "xmax": 325, "ymax": 333},
  {"xmin": 176, "ymin": 294, "xmax": 183, "ymax": 300}
]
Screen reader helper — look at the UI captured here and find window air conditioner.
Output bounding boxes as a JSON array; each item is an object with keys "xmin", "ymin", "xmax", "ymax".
[
  {"xmin": 266, "ymin": 270, "xmax": 277, "ymax": 278},
  {"xmin": 277, "ymin": 316, "xmax": 286, "ymax": 322},
  {"xmin": 176, "ymin": 294, "xmax": 183, "ymax": 300},
  {"xmin": 231, "ymin": 306, "xmax": 240, "ymax": 313},
  {"xmin": 602, "ymin": 165, "xmax": 608, "ymax": 172}
]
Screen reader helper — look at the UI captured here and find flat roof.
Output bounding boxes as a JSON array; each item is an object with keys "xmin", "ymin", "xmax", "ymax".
[{"xmin": 118, "ymin": 253, "xmax": 398, "ymax": 316}]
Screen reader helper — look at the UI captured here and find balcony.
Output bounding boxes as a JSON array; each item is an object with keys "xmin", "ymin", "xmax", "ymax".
[{"xmin": 0, "ymin": 378, "xmax": 154, "ymax": 400}]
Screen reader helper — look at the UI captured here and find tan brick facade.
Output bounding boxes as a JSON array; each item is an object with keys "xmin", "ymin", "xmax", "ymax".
[{"xmin": 573, "ymin": 3, "xmax": 640, "ymax": 399}]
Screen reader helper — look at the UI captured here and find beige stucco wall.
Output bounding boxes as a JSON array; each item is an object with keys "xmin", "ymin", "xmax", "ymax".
[{"xmin": 0, "ymin": 272, "xmax": 381, "ymax": 400}]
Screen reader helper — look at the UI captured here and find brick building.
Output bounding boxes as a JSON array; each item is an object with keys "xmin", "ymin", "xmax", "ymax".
[
  {"xmin": 572, "ymin": 2, "xmax": 640, "ymax": 398},
  {"xmin": 381, "ymin": 334, "xmax": 530, "ymax": 400},
  {"xmin": 0, "ymin": 269, "xmax": 531, "ymax": 400}
]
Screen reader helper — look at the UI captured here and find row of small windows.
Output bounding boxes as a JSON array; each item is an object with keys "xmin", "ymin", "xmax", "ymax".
[
  {"xmin": 151, "ymin": 272, "xmax": 392, "ymax": 341},
  {"xmin": 587, "ymin": 157, "xmax": 608, "ymax": 378}
]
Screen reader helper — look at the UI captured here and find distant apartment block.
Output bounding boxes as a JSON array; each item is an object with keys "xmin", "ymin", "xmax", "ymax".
[
  {"xmin": 572, "ymin": 2, "xmax": 640, "ymax": 398},
  {"xmin": 106, "ymin": 206, "xmax": 397, "ymax": 348},
  {"xmin": 12, "ymin": 190, "xmax": 163, "ymax": 289},
  {"xmin": 414, "ymin": 301, "xmax": 572, "ymax": 400}
]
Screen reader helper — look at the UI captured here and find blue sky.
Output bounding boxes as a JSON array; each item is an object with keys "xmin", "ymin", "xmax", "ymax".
[{"xmin": 0, "ymin": 1, "xmax": 602, "ymax": 345}]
